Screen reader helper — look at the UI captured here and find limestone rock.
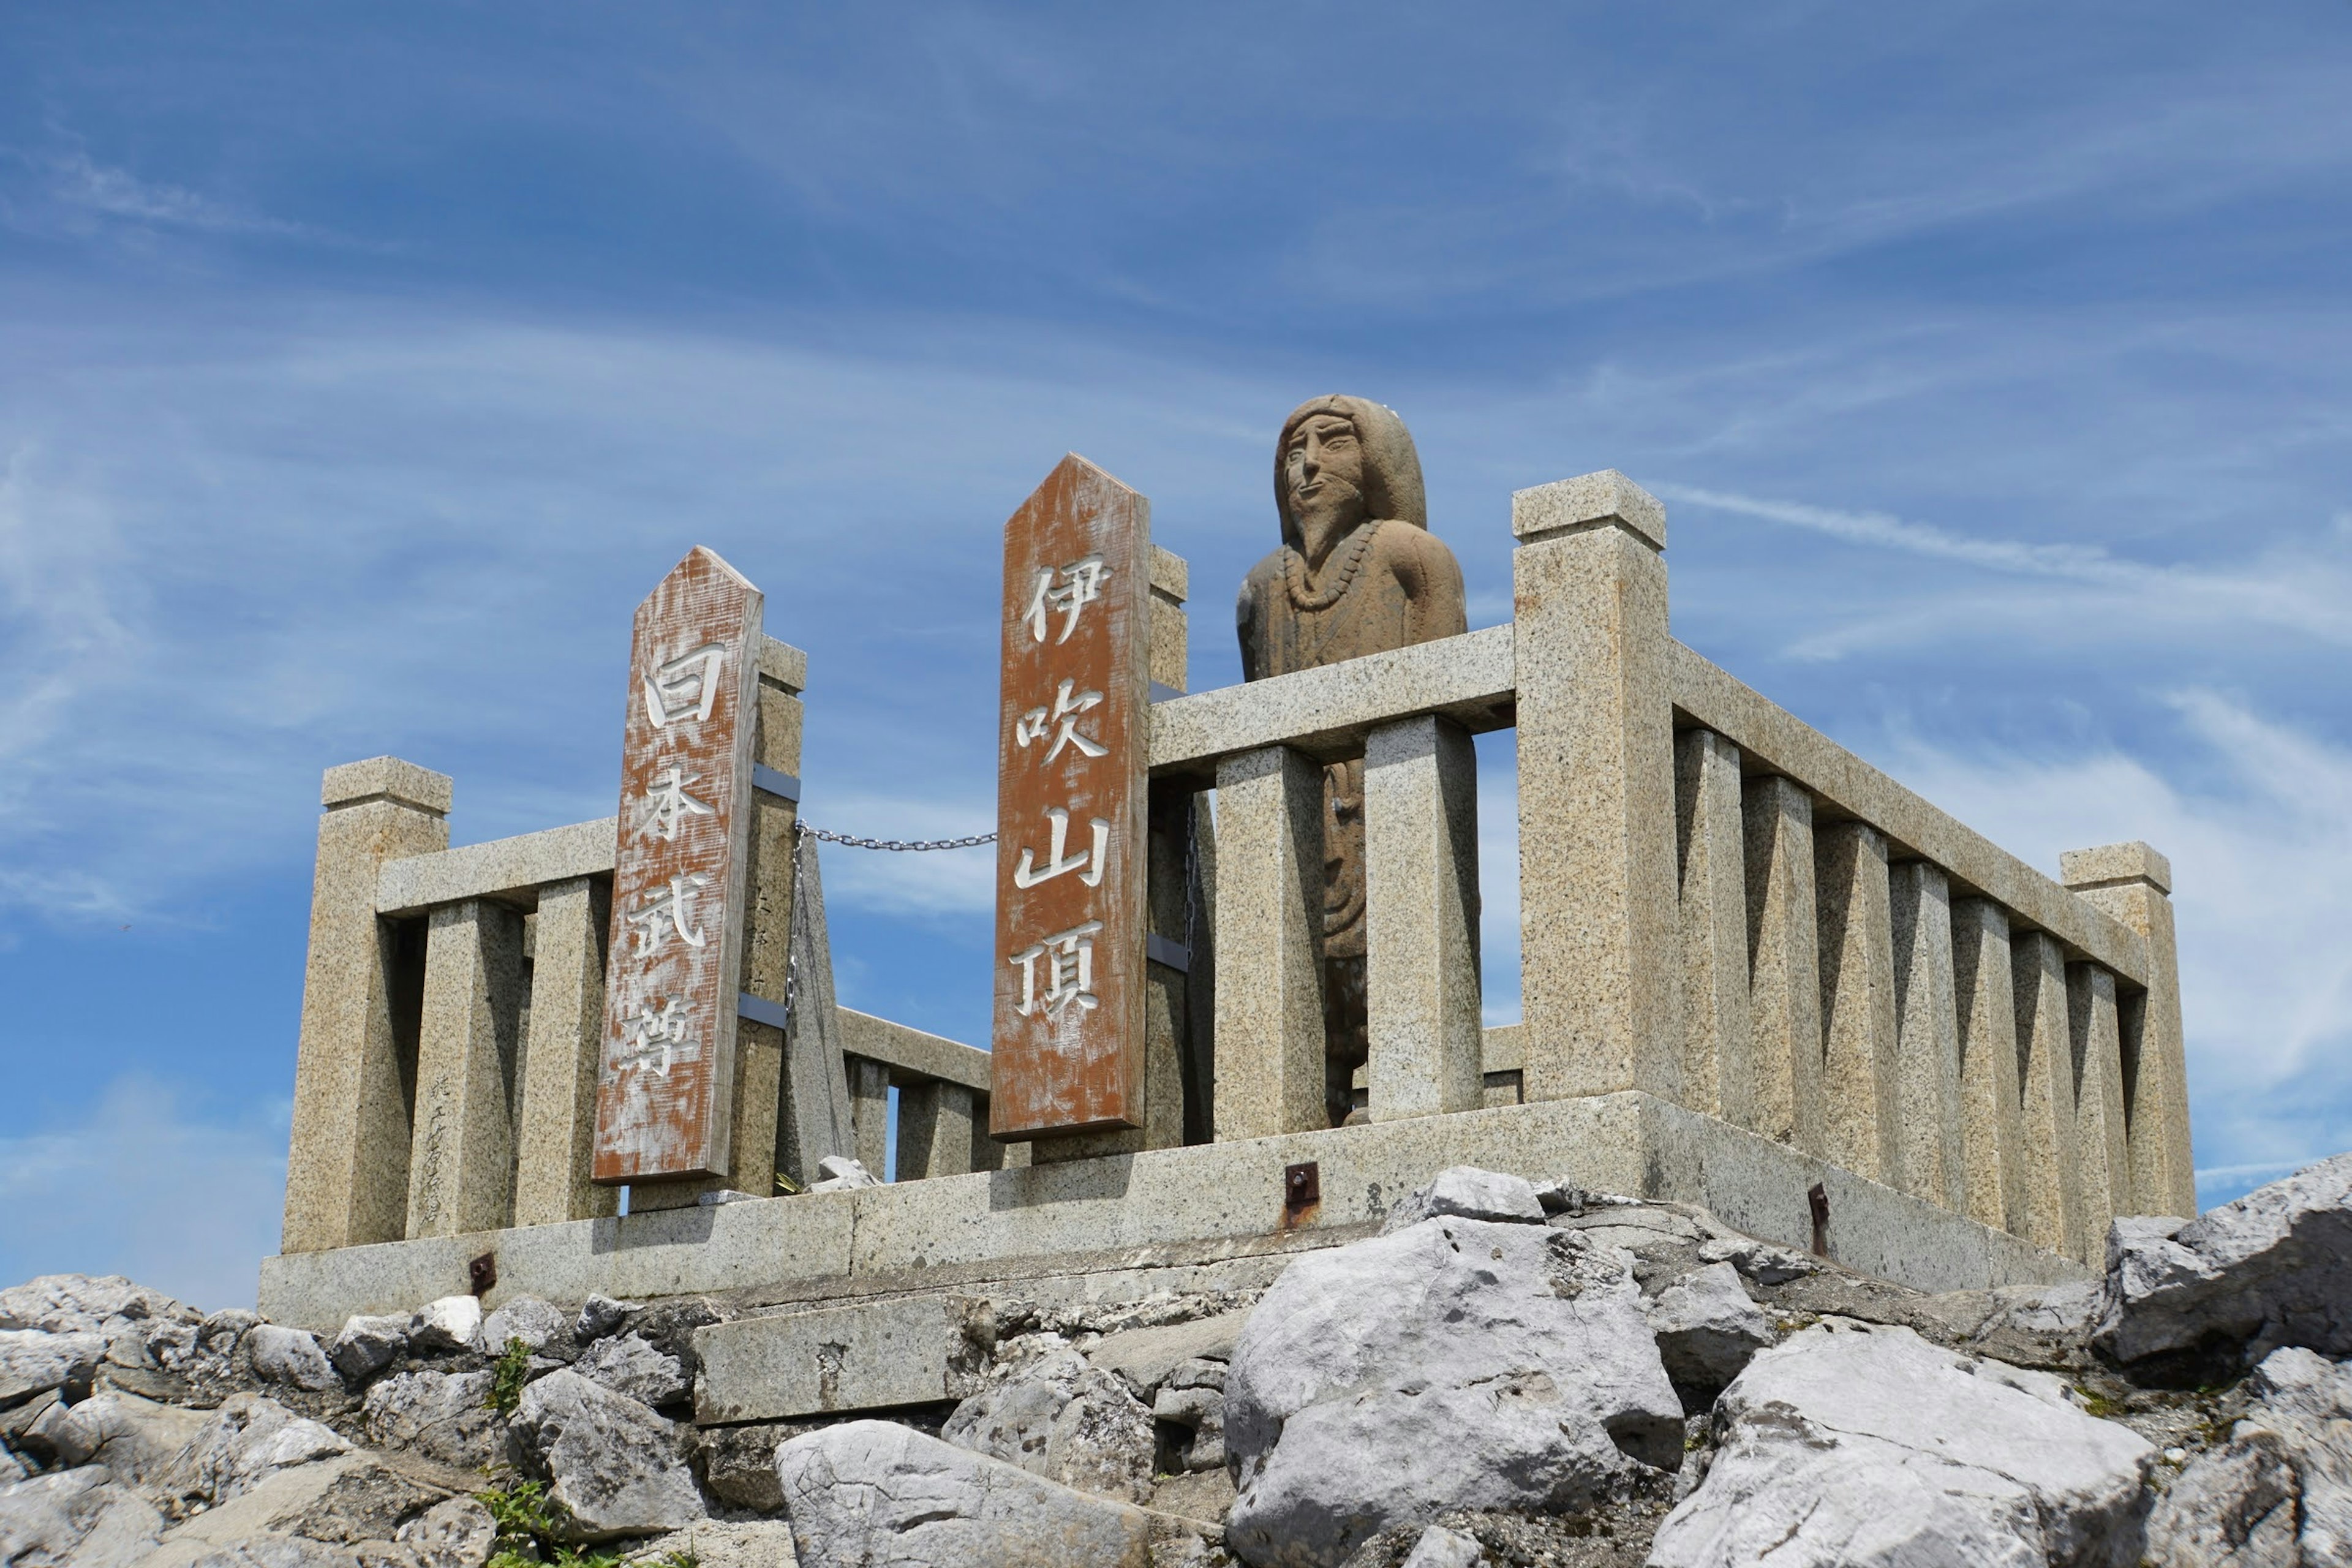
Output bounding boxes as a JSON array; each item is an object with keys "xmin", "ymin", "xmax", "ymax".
[
  {"xmin": 943, "ymin": 1345, "xmax": 1156, "ymax": 1504},
  {"xmin": 1223, "ymin": 1216, "xmax": 1681, "ymax": 1568},
  {"xmin": 1651, "ymin": 1318, "xmax": 2154, "ymax": 1568},
  {"xmin": 576, "ymin": 1295, "xmax": 639, "ymax": 1344},
  {"xmin": 1088, "ymin": 1313, "xmax": 1248, "ymax": 1404},
  {"xmin": 0, "ymin": 1275, "xmax": 194, "ymax": 1338},
  {"xmin": 249, "ymin": 1325, "xmax": 342, "ymax": 1393},
  {"xmin": 809, "ymin": 1155, "xmax": 881, "ymax": 1192},
  {"xmin": 0, "ymin": 1450, "xmax": 23, "ymax": 1485},
  {"xmin": 177, "ymin": 1393, "xmax": 352, "ymax": 1506},
  {"xmin": 49, "ymin": 1389, "xmax": 208, "ymax": 1490},
  {"xmin": 2145, "ymin": 1344, "xmax": 2352, "ymax": 1567},
  {"xmin": 2100, "ymin": 1154, "xmax": 2352, "ymax": 1364},
  {"xmin": 265, "ymin": 1455, "xmax": 460, "ymax": 1546},
  {"xmin": 0, "ymin": 1328, "xmax": 104, "ymax": 1406},
  {"xmin": 508, "ymin": 1368, "xmax": 704, "ymax": 1543},
  {"xmin": 1379, "ymin": 1167, "xmax": 1545, "ymax": 1233},
  {"xmin": 1645, "ymin": 1262, "xmax": 1777, "ymax": 1393},
  {"xmin": 360, "ymin": 1371, "xmax": 505, "ymax": 1471},
  {"xmin": 394, "ymin": 1494, "xmax": 498, "ymax": 1568},
  {"xmin": 1695, "ymin": 1233, "xmax": 1819, "ymax": 1286},
  {"xmin": 0, "ymin": 1464, "xmax": 166, "ymax": 1568},
  {"xmin": 482, "ymin": 1297, "xmax": 571, "ymax": 1357},
  {"xmin": 329, "ymin": 1316, "xmax": 410, "ymax": 1382},
  {"xmin": 407, "ymin": 1297, "xmax": 483, "ymax": 1357},
  {"xmin": 575, "ymin": 1332, "xmax": 688, "ymax": 1409},
  {"xmin": 622, "ymin": 1518, "xmax": 799, "ymax": 1568},
  {"xmin": 1153, "ymin": 1359, "xmax": 1227, "ymax": 1472},
  {"xmin": 1398, "ymin": 1525, "xmax": 1483, "ymax": 1568},
  {"xmin": 696, "ymin": 1419, "xmax": 806, "ymax": 1513},
  {"xmin": 777, "ymin": 1418, "xmax": 1212, "ymax": 1568}
]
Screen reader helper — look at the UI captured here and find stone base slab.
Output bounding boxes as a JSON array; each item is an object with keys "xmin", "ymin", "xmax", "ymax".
[
  {"xmin": 257, "ymin": 1092, "xmax": 2083, "ymax": 1333},
  {"xmin": 694, "ymin": 1293, "xmax": 993, "ymax": 1425}
]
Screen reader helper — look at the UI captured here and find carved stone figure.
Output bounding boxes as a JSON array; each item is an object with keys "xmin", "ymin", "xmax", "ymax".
[{"xmin": 1237, "ymin": 396, "xmax": 1469, "ymax": 1125}]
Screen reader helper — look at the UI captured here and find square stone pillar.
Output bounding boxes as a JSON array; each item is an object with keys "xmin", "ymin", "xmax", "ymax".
[
  {"xmin": 282, "ymin": 758, "xmax": 451, "ymax": 1254},
  {"xmin": 407, "ymin": 898, "xmax": 527, "ymax": 1238},
  {"xmin": 1510, "ymin": 472, "xmax": 1682, "ymax": 1105},
  {"xmin": 897, "ymin": 1080, "xmax": 976, "ymax": 1180},
  {"xmin": 847, "ymin": 1057, "xmax": 890, "ymax": 1178},
  {"xmin": 1743, "ymin": 775, "xmax": 1824, "ymax": 1154},
  {"xmin": 1676, "ymin": 728, "xmax": 1753, "ymax": 1126},
  {"xmin": 1212, "ymin": 744, "xmax": 1327, "ymax": 1140},
  {"xmin": 2068, "ymin": 962, "xmax": 2133, "ymax": 1244},
  {"xmin": 1816, "ymin": 821, "xmax": 1898, "ymax": 1186},
  {"xmin": 1889, "ymin": 861, "xmax": 1965, "ymax": 1210},
  {"xmin": 1951, "ymin": 897, "xmax": 2027, "ymax": 1235},
  {"xmin": 513, "ymin": 877, "xmax": 617, "ymax": 1226},
  {"xmin": 1364, "ymin": 714, "xmax": 1482, "ymax": 1121},
  {"xmin": 2012, "ymin": 930, "xmax": 2087, "ymax": 1261},
  {"xmin": 2061, "ymin": 842, "xmax": 2195, "ymax": 1218}
]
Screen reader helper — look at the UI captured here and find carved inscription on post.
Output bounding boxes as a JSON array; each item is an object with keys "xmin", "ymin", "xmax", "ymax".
[
  {"xmin": 592, "ymin": 548, "xmax": 763, "ymax": 1183},
  {"xmin": 992, "ymin": 456, "xmax": 1150, "ymax": 1137}
]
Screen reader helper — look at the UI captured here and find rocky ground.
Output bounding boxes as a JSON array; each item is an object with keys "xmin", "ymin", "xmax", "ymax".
[{"xmin": 4, "ymin": 1152, "xmax": 2348, "ymax": 1567}]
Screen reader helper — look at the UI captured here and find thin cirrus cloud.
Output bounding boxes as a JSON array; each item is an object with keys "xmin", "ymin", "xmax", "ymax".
[{"xmin": 1657, "ymin": 483, "xmax": 2352, "ymax": 656}]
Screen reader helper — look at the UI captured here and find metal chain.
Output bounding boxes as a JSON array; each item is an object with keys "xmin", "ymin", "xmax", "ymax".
[{"xmin": 794, "ymin": 821, "xmax": 994, "ymax": 852}]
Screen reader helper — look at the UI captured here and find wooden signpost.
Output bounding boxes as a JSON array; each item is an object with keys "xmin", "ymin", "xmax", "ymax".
[
  {"xmin": 592, "ymin": 547, "xmax": 764, "ymax": 1184},
  {"xmin": 991, "ymin": 456, "xmax": 1153, "ymax": 1137}
]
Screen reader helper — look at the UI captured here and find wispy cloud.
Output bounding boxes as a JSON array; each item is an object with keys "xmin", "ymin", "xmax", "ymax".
[
  {"xmin": 0, "ymin": 1077, "xmax": 287, "ymax": 1311},
  {"xmin": 1658, "ymin": 483, "xmax": 2352, "ymax": 657},
  {"xmin": 1875, "ymin": 690, "xmax": 2352, "ymax": 1197}
]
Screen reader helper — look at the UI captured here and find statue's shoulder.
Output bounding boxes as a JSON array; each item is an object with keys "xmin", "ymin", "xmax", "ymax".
[
  {"xmin": 1371, "ymin": 521, "xmax": 1464, "ymax": 573},
  {"xmin": 1237, "ymin": 546, "xmax": 1288, "ymax": 606}
]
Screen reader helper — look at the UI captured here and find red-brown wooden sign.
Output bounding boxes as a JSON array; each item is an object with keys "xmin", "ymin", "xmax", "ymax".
[
  {"xmin": 991, "ymin": 455, "xmax": 1151, "ymax": 1137},
  {"xmin": 592, "ymin": 548, "xmax": 763, "ymax": 1183}
]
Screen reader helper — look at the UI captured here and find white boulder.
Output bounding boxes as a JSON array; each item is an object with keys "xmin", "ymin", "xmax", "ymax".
[
  {"xmin": 407, "ymin": 1296, "xmax": 483, "ymax": 1356},
  {"xmin": 394, "ymin": 1493, "xmax": 500, "ymax": 1568},
  {"xmin": 175, "ymin": 1393, "xmax": 352, "ymax": 1506},
  {"xmin": 360, "ymin": 1370, "xmax": 505, "ymax": 1471},
  {"xmin": 1645, "ymin": 1262, "xmax": 1777, "ymax": 1392},
  {"xmin": 48, "ymin": 1390, "xmax": 207, "ymax": 1490},
  {"xmin": 508, "ymin": 1368, "xmax": 704, "ymax": 1542},
  {"xmin": 2144, "ymin": 1344, "xmax": 2352, "ymax": 1567},
  {"xmin": 2099, "ymin": 1153, "xmax": 2352, "ymax": 1364},
  {"xmin": 1223, "ymin": 1216, "xmax": 1681, "ymax": 1568},
  {"xmin": 943, "ymin": 1344, "xmax": 1156, "ymax": 1504},
  {"xmin": 1400, "ymin": 1525, "xmax": 1485, "ymax": 1568},
  {"xmin": 0, "ymin": 1465, "xmax": 165, "ymax": 1568},
  {"xmin": 777, "ymin": 1418, "xmax": 1202, "ymax": 1568},
  {"xmin": 1380, "ymin": 1166, "xmax": 1546, "ymax": 1232},
  {"xmin": 482, "ymin": 1296, "xmax": 571, "ymax": 1355},
  {"xmin": 328, "ymin": 1314, "xmax": 410, "ymax": 1382},
  {"xmin": 1651, "ymin": 1318, "xmax": 2154, "ymax": 1568},
  {"xmin": 576, "ymin": 1294, "xmax": 639, "ymax": 1343},
  {"xmin": 246, "ymin": 1324, "xmax": 341, "ymax": 1392},
  {"xmin": 0, "ymin": 1329, "xmax": 103, "ymax": 1406},
  {"xmin": 573, "ymin": 1332, "xmax": 688, "ymax": 1408}
]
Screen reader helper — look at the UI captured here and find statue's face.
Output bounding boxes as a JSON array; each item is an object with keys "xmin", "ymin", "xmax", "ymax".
[{"xmin": 1284, "ymin": 413, "xmax": 1366, "ymax": 554}]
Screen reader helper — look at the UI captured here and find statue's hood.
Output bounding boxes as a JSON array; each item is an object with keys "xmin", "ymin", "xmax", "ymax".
[{"xmin": 1274, "ymin": 394, "xmax": 1429, "ymax": 549}]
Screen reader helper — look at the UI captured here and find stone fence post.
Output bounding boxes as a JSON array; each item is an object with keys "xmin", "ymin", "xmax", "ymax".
[
  {"xmin": 1510, "ymin": 472, "xmax": 1683, "ymax": 1106},
  {"xmin": 282, "ymin": 758, "xmax": 451, "ymax": 1254},
  {"xmin": 2061, "ymin": 842, "xmax": 2196, "ymax": 1218}
]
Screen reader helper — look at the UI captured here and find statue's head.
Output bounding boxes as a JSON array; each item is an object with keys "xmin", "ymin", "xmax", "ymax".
[{"xmin": 1275, "ymin": 395, "xmax": 1428, "ymax": 560}]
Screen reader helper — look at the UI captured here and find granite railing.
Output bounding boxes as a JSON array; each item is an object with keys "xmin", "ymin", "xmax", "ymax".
[
  {"xmin": 1151, "ymin": 470, "xmax": 2195, "ymax": 1265},
  {"xmin": 281, "ymin": 469, "xmax": 2192, "ymax": 1269}
]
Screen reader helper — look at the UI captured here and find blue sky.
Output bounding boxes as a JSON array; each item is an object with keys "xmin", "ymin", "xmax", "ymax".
[{"xmin": 2, "ymin": 2, "xmax": 2347, "ymax": 1308}]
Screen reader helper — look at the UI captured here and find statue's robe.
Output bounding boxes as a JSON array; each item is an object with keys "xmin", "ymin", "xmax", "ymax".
[{"xmin": 1236, "ymin": 396, "xmax": 1469, "ymax": 1123}]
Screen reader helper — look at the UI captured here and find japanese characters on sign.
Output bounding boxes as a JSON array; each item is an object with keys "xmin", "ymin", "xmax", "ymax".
[
  {"xmin": 592, "ymin": 547, "xmax": 764, "ymax": 1184},
  {"xmin": 992, "ymin": 456, "xmax": 1151, "ymax": 1137}
]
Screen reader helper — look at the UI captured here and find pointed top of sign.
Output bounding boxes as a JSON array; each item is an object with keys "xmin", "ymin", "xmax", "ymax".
[
  {"xmin": 643, "ymin": 545, "xmax": 759, "ymax": 606},
  {"xmin": 1008, "ymin": 454, "xmax": 1147, "ymax": 529}
]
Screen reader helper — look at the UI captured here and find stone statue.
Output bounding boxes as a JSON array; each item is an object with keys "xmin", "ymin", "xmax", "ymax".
[{"xmin": 1237, "ymin": 396, "xmax": 1469, "ymax": 1126}]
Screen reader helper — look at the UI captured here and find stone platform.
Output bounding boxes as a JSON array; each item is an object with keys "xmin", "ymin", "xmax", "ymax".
[{"xmin": 258, "ymin": 1091, "xmax": 2082, "ymax": 1337}]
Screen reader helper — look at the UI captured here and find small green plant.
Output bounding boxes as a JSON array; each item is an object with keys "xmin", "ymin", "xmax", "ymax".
[
  {"xmin": 2071, "ymin": 1382, "xmax": 2127, "ymax": 1420},
  {"xmin": 476, "ymin": 1475, "xmax": 700, "ymax": 1568},
  {"xmin": 487, "ymin": 1336, "xmax": 532, "ymax": 1416}
]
